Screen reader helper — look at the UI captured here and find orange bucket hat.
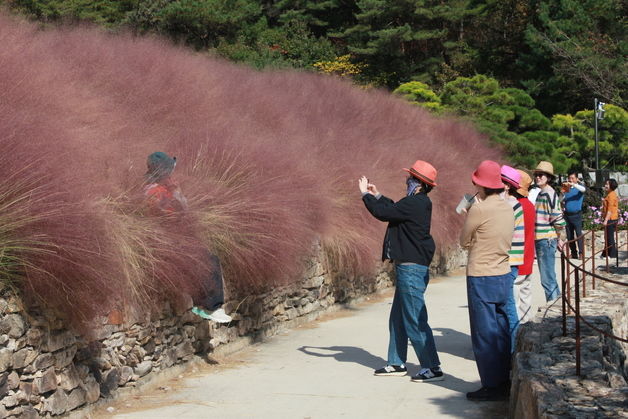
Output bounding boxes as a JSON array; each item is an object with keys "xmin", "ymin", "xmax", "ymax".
[
  {"xmin": 403, "ymin": 160, "xmax": 437, "ymax": 187},
  {"xmin": 516, "ymin": 170, "xmax": 532, "ymax": 197}
]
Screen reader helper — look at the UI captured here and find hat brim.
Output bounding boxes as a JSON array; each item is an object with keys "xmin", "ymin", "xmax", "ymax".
[
  {"xmin": 403, "ymin": 168, "xmax": 437, "ymax": 186},
  {"xmin": 501, "ymin": 176, "xmax": 520, "ymax": 190},
  {"xmin": 472, "ymin": 172, "xmax": 504, "ymax": 189},
  {"xmin": 533, "ymin": 170, "xmax": 555, "ymax": 179},
  {"xmin": 516, "ymin": 187, "xmax": 529, "ymax": 197}
]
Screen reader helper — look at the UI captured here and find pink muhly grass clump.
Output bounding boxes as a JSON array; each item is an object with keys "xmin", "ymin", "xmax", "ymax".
[{"xmin": 0, "ymin": 14, "xmax": 502, "ymax": 327}]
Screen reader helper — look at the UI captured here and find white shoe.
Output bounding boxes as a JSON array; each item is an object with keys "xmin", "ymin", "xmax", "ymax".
[{"xmin": 208, "ymin": 308, "xmax": 232, "ymax": 323}]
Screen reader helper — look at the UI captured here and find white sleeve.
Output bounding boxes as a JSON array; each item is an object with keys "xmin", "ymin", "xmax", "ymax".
[{"xmin": 573, "ymin": 183, "xmax": 586, "ymax": 193}]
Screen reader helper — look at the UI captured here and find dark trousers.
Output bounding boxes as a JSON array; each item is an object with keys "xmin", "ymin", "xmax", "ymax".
[
  {"xmin": 199, "ymin": 253, "xmax": 225, "ymax": 310},
  {"xmin": 467, "ymin": 273, "xmax": 511, "ymax": 388},
  {"xmin": 603, "ymin": 220, "xmax": 618, "ymax": 258},
  {"xmin": 564, "ymin": 212, "xmax": 583, "ymax": 258}
]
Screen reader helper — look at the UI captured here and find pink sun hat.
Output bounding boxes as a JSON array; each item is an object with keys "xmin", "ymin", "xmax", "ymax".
[{"xmin": 500, "ymin": 165, "xmax": 521, "ymax": 189}]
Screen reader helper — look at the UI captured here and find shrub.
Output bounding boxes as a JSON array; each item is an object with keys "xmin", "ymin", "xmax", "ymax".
[{"xmin": 0, "ymin": 13, "xmax": 502, "ymax": 329}]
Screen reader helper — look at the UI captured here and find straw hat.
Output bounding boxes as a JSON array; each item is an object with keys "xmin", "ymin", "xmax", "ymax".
[
  {"xmin": 516, "ymin": 170, "xmax": 532, "ymax": 197},
  {"xmin": 534, "ymin": 161, "xmax": 555, "ymax": 178},
  {"xmin": 472, "ymin": 160, "xmax": 504, "ymax": 189},
  {"xmin": 403, "ymin": 160, "xmax": 437, "ymax": 187},
  {"xmin": 501, "ymin": 165, "xmax": 521, "ymax": 189}
]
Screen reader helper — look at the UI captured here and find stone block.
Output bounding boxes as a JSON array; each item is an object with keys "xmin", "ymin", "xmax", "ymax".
[
  {"xmin": 175, "ymin": 341, "xmax": 194, "ymax": 359},
  {"xmin": 1, "ymin": 393, "xmax": 18, "ymax": 408},
  {"xmin": 82, "ymin": 377, "xmax": 100, "ymax": 403},
  {"xmin": 194, "ymin": 323, "xmax": 210, "ymax": 341},
  {"xmin": 53, "ymin": 345, "xmax": 77, "ymax": 369},
  {"xmin": 20, "ymin": 406, "xmax": 39, "ymax": 419},
  {"xmin": 6, "ymin": 337, "xmax": 25, "ymax": 352},
  {"xmin": 66, "ymin": 387, "xmax": 86, "ymax": 411},
  {"xmin": 25, "ymin": 328, "xmax": 43, "ymax": 347},
  {"xmin": 0, "ymin": 314, "xmax": 25, "ymax": 339},
  {"xmin": 57, "ymin": 365, "xmax": 81, "ymax": 391},
  {"xmin": 17, "ymin": 381, "xmax": 35, "ymax": 403},
  {"xmin": 104, "ymin": 332, "xmax": 125, "ymax": 348},
  {"xmin": 42, "ymin": 388, "xmax": 68, "ymax": 416},
  {"xmin": 33, "ymin": 368, "xmax": 57, "ymax": 394},
  {"xmin": 0, "ymin": 373, "xmax": 8, "ymax": 398},
  {"xmin": 118, "ymin": 366, "xmax": 133, "ymax": 386},
  {"xmin": 26, "ymin": 353, "xmax": 54, "ymax": 372},
  {"xmin": 303, "ymin": 276, "xmax": 324, "ymax": 289},
  {"xmin": 162, "ymin": 348, "xmax": 177, "ymax": 368},
  {"xmin": 42, "ymin": 331, "xmax": 75, "ymax": 353},
  {"xmin": 92, "ymin": 324, "xmax": 118, "ymax": 341},
  {"xmin": 13, "ymin": 348, "xmax": 37, "ymax": 369},
  {"xmin": 0, "ymin": 349, "xmax": 11, "ymax": 373},
  {"xmin": 100, "ymin": 368, "xmax": 120, "ymax": 397},
  {"xmin": 0, "ymin": 405, "xmax": 6, "ymax": 418},
  {"xmin": 134, "ymin": 361, "xmax": 152, "ymax": 378},
  {"xmin": 6, "ymin": 372, "xmax": 18, "ymax": 391}
]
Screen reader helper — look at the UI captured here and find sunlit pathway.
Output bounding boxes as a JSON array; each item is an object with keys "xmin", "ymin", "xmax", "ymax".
[{"xmin": 101, "ymin": 266, "xmax": 553, "ymax": 419}]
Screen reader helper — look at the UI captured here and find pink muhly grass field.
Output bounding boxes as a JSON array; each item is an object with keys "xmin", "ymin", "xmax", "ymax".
[{"xmin": 0, "ymin": 14, "xmax": 501, "ymax": 329}]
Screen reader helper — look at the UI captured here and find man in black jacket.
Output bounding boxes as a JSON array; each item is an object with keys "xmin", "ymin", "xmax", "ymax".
[{"xmin": 358, "ymin": 160, "xmax": 443, "ymax": 382}]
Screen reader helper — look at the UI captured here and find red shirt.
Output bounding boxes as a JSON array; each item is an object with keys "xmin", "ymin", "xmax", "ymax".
[
  {"xmin": 144, "ymin": 179, "xmax": 187, "ymax": 214},
  {"xmin": 518, "ymin": 197, "xmax": 536, "ymax": 275}
]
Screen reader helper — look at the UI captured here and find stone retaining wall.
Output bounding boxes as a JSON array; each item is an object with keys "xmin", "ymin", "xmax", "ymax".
[
  {"xmin": 510, "ymin": 273, "xmax": 628, "ymax": 419},
  {"xmin": 0, "ymin": 244, "xmax": 466, "ymax": 418}
]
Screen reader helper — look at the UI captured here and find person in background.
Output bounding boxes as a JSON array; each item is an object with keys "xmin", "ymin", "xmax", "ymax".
[
  {"xmin": 144, "ymin": 152, "xmax": 232, "ymax": 323},
  {"xmin": 513, "ymin": 170, "xmax": 536, "ymax": 324},
  {"xmin": 533, "ymin": 161, "xmax": 566, "ymax": 302},
  {"xmin": 562, "ymin": 172, "xmax": 586, "ymax": 259},
  {"xmin": 601, "ymin": 178, "xmax": 619, "ymax": 259},
  {"xmin": 359, "ymin": 160, "xmax": 443, "ymax": 383},
  {"xmin": 527, "ymin": 183, "xmax": 541, "ymax": 205},
  {"xmin": 460, "ymin": 160, "xmax": 513, "ymax": 401},
  {"xmin": 500, "ymin": 166, "xmax": 524, "ymax": 351}
]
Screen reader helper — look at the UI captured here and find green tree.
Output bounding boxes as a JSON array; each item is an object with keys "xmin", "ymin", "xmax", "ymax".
[
  {"xmin": 524, "ymin": 0, "xmax": 627, "ymax": 112},
  {"xmin": 6, "ymin": 0, "xmax": 136, "ymax": 26},
  {"xmin": 338, "ymin": 0, "xmax": 484, "ymax": 87},
  {"xmin": 438, "ymin": 75, "xmax": 572, "ymax": 172},
  {"xmin": 393, "ymin": 81, "xmax": 442, "ymax": 111}
]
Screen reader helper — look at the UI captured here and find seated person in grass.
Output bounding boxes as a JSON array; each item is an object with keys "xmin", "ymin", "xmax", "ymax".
[{"xmin": 144, "ymin": 151, "xmax": 232, "ymax": 323}]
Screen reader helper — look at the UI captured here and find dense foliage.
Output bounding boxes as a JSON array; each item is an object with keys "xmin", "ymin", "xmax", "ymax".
[
  {"xmin": 393, "ymin": 76, "xmax": 628, "ymax": 173},
  {"xmin": 4, "ymin": 1, "xmax": 625, "ymax": 112},
  {"xmin": 1, "ymin": 15, "xmax": 498, "ymax": 328}
]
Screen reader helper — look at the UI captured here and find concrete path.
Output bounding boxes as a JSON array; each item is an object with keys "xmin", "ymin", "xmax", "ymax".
[{"xmin": 101, "ymin": 266, "xmax": 551, "ymax": 419}]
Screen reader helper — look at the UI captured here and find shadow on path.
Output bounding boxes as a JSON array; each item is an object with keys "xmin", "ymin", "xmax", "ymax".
[
  {"xmin": 297, "ymin": 345, "xmax": 481, "ymax": 396},
  {"xmin": 433, "ymin": 327, "xmax": 475, "ymax": 361},
  {"xmin": 297, "ymin": 345, "xmax": 386, "ymax": 369}
]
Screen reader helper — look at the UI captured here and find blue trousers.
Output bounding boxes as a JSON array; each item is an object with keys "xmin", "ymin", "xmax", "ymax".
[
  {"xmin": 504, "ymin": 266, "xmax": 519, "ymax": 352},
  {"xmin": 467, "ymin": 273, "xmax": 511, "ymax": 388},
  {"xmin": 535, "ymin": 239, "xmax": 560, "ymax": 301},
  {"xmin": 387, "ymin": 264, "xmax": 440, "ymax": 368}
]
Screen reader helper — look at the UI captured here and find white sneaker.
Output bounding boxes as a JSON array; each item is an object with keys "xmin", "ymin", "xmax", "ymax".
[{"xmin": 208, "ymin": 308, "xmax": 232, "ymax": 323}]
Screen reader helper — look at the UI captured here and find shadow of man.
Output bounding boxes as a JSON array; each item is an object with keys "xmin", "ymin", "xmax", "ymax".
[
  {"xmin": 432, "ymin": 327, "xmax": 475, "ymax": 361},
  {"xmin": 297, "ymin": 345, "xmax": 386, "ymax": 369}
]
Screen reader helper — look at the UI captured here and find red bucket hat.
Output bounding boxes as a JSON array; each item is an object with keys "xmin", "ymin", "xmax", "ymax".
[
  {"xmin": 472, "ymin": 160, "xmax": 504, "ymax": 189},
  {"xmin": 403, "ymin": 160, "xmax": 437, "ymax": 187}
]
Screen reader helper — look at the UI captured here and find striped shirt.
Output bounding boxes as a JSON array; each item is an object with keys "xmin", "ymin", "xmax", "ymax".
[
  {"xmin": 507, "ymin": 196, "xmax": 525, "ymax": 266},
  {"xmin": 535, "ymin": 186, "xmax": 565, "ymax": 240}
]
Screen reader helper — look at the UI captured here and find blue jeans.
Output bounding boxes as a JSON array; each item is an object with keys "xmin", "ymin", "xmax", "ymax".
[
  {"xmin": 504, "ymin": 266, "xmax": 519, "ymax": 352},
  {"xmin": 535, "ymin": 239, "xmax": 560, "ymax": 301},
  {"xmin": 564, "ymin": 212, "xmax": 583, "ymax": 257},
  {"xmin": 387, "ymin": 264, "xmax": 440, "ymax": 368},
  {"xmin": 467, "ymin": 273, "xmax": 511, "ymax": 388}
]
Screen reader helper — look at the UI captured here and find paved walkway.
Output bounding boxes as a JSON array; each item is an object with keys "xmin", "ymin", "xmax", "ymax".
[{"xmin": 101, "ymin": 266, "xmax": 552, "ymax": 418}]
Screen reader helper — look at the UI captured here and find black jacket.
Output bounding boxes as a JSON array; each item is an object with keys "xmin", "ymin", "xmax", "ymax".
[{"xmin": 362, "ymin": 192, "xmax": 435, "ymax": 266}]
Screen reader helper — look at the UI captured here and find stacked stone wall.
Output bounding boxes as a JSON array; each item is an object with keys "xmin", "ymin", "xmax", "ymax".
[
  {"xmin": 0, "ymin": 243, "xmax": 467, "ymax": 418},
  {"xmin": 510, "ymin": 274, "xmax": 628, "ymax": 419}
]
